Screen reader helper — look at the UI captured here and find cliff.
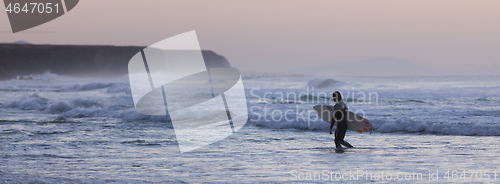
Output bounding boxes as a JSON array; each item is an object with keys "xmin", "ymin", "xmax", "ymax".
[{"xmin": 0, "ymin": 44, "xmax": 231, "ymax": 80}]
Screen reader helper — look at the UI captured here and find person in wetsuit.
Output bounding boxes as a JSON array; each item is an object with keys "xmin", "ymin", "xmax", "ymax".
[{"xmin": 329, "ymin": 91, "xmax": 354, "ymax": 149}]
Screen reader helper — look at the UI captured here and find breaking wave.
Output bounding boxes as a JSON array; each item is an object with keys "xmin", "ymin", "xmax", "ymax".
[{"xmin": 307, "ymin": 78, "xmax": 346, "ymax": 89}]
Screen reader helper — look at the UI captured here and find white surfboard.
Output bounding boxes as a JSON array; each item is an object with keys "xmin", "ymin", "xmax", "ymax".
[{"xmin": 313, "ymin": 105, "xmax": 373, "ymax": 134}]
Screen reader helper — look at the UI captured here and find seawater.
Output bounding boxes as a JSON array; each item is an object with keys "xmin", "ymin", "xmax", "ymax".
[{"xmin": 1, "ymin": 72, "xmax": 499, "ymax": 183}]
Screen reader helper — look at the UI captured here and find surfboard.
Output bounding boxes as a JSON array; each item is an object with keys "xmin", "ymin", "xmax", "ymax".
[{"xmin": 313, "ymin": 105, "xmax": 373, "ymax": 134}]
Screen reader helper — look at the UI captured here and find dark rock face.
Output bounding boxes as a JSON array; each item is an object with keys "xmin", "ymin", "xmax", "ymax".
[{"xmin": 0, "ymin": 44, "xmax": 231, "ymax": 80}]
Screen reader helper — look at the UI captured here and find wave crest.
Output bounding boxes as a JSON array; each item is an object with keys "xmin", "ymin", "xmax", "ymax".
[{"xmin": 307, "ymin": 78, "xmax": 345, "ymax": 89}]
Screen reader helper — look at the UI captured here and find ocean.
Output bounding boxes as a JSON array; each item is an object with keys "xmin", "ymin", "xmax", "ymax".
[{"xmin": 1, "ymin": 72, "xmax": 499, "ymax": 183}]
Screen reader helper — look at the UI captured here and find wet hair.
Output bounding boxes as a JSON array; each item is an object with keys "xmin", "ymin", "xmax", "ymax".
[{"xmin": 332, "ymin": 91, "xmax": 342, "ymax": 101}]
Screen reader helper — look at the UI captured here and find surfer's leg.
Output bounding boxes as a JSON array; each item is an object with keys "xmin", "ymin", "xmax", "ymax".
[
  {"xmin": 334, "ymin": 128, "xmax": 341, "ymax": 148},
  {"xmin": 336, "ymin": 121, "xmax": 347, "ymax": 147},
  {"xmin": 335, "ymin": 122, "xmax": 347, "ymax": 148},
  {"xmin": 340, "ymin": 141, "xmax": 353, "ymax": 148},
  {"xmin": 337, "ymin": 127, "xmax": 346, "ymax": 145}
]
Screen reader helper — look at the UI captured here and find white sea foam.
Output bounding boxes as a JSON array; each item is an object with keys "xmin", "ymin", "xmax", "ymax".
[{"xmin": 1, "ymin": 74, "xmax": 500, "ymax": 136}]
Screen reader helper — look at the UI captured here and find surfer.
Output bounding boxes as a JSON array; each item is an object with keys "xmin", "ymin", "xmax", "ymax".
[{"xmin": 329, "ymin": 91, "xmax": 354, "ymax": 149}]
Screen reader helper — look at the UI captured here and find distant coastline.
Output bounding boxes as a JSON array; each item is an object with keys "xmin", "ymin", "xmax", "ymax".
[{"xmin": 0, "ymin": 43, "xmax": 231, "ymax": 80}]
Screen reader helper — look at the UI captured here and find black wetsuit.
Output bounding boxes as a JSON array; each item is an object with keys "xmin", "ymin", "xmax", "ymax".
[{"xmin": 330, "ymin": 104, "xmax": 353, "ymax": 148}]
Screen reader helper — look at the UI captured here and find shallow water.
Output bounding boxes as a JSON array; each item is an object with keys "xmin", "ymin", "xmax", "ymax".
[
  {"xmin": 1, "ymin": 73, "xmax": 500, "ymax": 183},
  {"xmin": 2, "ymin": 125, "xmax": 500, "ymax": 183}
]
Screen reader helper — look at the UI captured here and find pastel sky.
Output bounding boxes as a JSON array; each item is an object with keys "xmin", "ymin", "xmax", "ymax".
[{"xmin": 1, "ymin": 0, "xmax": 499, "ymax": 74}]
